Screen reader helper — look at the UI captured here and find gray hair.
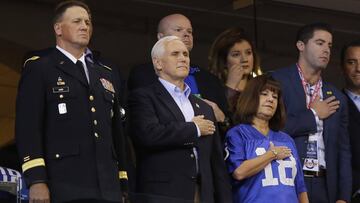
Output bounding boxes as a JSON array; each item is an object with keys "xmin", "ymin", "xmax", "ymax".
[{"xmin": 151, "ymin": 36, "xmax": 181, "ymax": 59}]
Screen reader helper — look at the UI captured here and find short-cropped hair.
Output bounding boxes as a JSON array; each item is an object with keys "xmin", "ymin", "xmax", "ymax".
[
  {"xmin": 53, "ymin": 0, "xmax": 91, "ymax": 24},
  {"xmin": 341, "ymin": 40, "xmax": 360, "ymax": 66},
  {"xmin": 296, "ymin": 22, "xmax": 333, "ymax": 44},
  {"xmin": 234, "ymin": 75, "xmax": 286, "ymax": 131},
  {"xmin": 151, "ymin": 35, "xmax": 181, "ymax": 59}
]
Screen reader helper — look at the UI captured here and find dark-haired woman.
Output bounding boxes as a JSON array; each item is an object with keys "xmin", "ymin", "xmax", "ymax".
[
  {"xmin": 208, "ymin": 27, "xmax": 262, "ymax": 113},
  {"xmin": 225, "ymin": 75, "xmax": 308, "ymax": 203}
]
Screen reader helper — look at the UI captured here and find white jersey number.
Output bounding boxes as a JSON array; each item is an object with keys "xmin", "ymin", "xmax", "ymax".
[{"xmin": 255, "ymin": 147, "xmax": 297, "ymax": 187}]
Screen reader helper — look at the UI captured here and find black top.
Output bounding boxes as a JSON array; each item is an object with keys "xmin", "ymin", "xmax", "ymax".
[{"xmin": 16, "ymin": 48, "xmax": 128, "ymax": 202}]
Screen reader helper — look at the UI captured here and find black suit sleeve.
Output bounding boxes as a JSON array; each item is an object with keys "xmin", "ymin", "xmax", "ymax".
[
  {"xmin": 128, "ymin": 88, "xmax": 198, "ymax": 149},
  {"xmin": 112, "ymin": 92, "xmax": 130, "ymax": 193},
  {"xmin": 209, "ymin": 111, "xmax": 233, "ymax": 203},
  {"xmin": 97, "ymin": 58, "xmax": 131, "ymax": 194},
  {"xmin": 337, "ymin": 94, "xmax": 352, "ymax": 202},
  {"xmin": 271, "ymin": 70, "xmax": 318, "ymax": 137},
  {"xmin": 283, "ymin": 110, "xmax": 317, "ymax": 137},
  {"xmin": 195, "ymin": 69, "xmax": 229, "ymax": 117},
  {"xmin": 15, "ymin": 59, "xmax": 47, "ymax": 186}
]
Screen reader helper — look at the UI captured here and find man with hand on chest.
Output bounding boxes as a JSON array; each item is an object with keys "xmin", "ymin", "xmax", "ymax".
[
  {"xmin": 128, "ymin": 14, "xmax": 230, "ymax": 129},
  {"xmin": 128, "ymin": 36, "xmax": 232, "ymax": 203},
  {"xmin": 272, "ymin": 22, "xmax": 352, "ymax": 203}
]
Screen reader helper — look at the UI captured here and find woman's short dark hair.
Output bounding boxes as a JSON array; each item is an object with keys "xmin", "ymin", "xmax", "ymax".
[
  {"xmin": 208, "ymin": 27, "xmax": 261, "ymax": 83},
  {"xmin": 53, "ymin": 0, "xmax": 91, "ymax": 24},
  {"xmin": 234, "ymin": 75, "xmax": 286, "ymax": 131}
]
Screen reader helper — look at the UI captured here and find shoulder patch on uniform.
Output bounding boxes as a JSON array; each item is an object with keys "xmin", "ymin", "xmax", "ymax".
[
  {"xmin": 23, "ymin": 56, "xmax": 40, "ymax": 67},
  {"xmin": 99, "ymin": 63, "xmax": 112, "ymax": 71}
]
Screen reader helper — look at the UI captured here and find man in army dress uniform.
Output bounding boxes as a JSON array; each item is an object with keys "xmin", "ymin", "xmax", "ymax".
[{"xmin": 15, "ymin": 1, "xmax": 128, "ymax": 202}]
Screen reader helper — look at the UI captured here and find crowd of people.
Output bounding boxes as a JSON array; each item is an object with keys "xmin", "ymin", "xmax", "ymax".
[{"xmin": 8, "ymin": 0, "xmax": 360, "ymax": 203}]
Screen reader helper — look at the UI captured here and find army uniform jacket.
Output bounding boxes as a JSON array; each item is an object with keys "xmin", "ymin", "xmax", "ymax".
[{"xmin": 15, "ymin": 48, "xmax": 127, "ymax": 202}]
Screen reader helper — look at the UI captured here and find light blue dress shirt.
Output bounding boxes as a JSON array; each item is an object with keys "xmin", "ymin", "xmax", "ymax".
[{"xmin": 345, "ymin": 89, "xmax": 360, "ymax": 112}]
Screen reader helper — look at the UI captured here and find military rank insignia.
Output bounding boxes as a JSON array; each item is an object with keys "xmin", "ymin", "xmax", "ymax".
[{"xmin": 100, "ymin": 78, "xmax": 115, "ymax": 93}]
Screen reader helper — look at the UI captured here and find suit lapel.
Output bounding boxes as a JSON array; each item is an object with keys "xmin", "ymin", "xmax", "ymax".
[
  {"xmin": 155, "ymin": 81, "xmax": 185, "ymax": 121},
  {"xmin": 189, "ymin": 96, "xmax": 202, "ymax": 116},
  {"xmin": 193, "ymin": 68, "xmax": 203, "ymax": 96},
  {"xmin": 290, "ymin": 65, "xmax": 307, "ymax": 108},
  {"xmin": 343, "ymin": 90, "xmax": 360, "ymax": 125},
  {"xmin": 53, "ymin": 49, "xmax": 89, "ymax": 87},
  {"xmin": 321, "ymin": 84, "xmax": 334, "ymax": 145},
  {"xmin": 351, "ymin": 102, "xmax": 360, "ymax": 126}
]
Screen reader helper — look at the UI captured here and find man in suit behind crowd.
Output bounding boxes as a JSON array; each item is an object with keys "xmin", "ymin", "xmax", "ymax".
[
  {"xmin": 128, "ymin": 36, "xmax": 232, "ymax": 203},
  {"xmin": 15, "ymin": 1, "xmax": 128, "ymax": 202},
  {"xmin": 272, "ymin": 23, "xmax": 352, "ymax": 203},
  {"xmin": 127, "ymin": 13, "xmax": 229, "ymax": 127},
  {"xmin": 340, "ymin": 40, "xmax": 360, "ymax": 203}
]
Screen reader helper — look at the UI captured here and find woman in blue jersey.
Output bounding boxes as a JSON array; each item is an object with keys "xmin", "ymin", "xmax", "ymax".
[{"xmin": 225, "ymin": 75, "xmax": 308, "ymax": 203}]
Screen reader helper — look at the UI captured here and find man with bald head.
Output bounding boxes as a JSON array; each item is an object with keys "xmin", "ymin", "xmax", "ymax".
[
  {"xmin": 129, "ymin": 36, "xmax": 232, "ymax": 203},
  {"xmin": 157, "ymin": 14, "xmax": 194, "ymax": 51},
  {"xmin": 128, "ymin": 14, "xmax": 229, "ymax": 127}
]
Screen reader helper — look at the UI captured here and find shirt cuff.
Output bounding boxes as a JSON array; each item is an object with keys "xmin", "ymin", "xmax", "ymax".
[
  {"xmin": 310, "ymin": 108, "xmax": 321, "ymax": 131},
  {"xmin": 194, "ymin": 123, "xmax": 201, "ymax": 137}
]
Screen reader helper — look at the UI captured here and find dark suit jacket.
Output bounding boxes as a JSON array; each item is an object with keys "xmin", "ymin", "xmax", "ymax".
[
  {"xmin": 128, "ymin": 81, "xmax": 232, "ymax": 203},
  {"xmin": 15, "ymin": 48, "xmax": 127, "ymax": 202},
  {"xmin": 127, "ymin": 63, "xmax": 228, "ymax": 115},
  {"xmin": 343, "ymin": 90, "xmax": 360, "ymax": 193},
  {"xmin": 272, "ymin": 64, "xmax": 352, "ymax": 202}
]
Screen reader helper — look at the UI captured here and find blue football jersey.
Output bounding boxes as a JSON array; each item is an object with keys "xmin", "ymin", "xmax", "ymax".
[
  {"xmin": 0, "ymin": 166, "xmax": 29, "ymax": 200},
  {"xmin": 225, "ymin": 124, "xmax": 306, "ymax": 203}
]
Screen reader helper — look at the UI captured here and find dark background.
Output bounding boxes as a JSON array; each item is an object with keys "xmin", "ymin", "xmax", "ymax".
[{"xmin": 0, "ymin": 0, "xmax": 359, "ymax": 157}]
